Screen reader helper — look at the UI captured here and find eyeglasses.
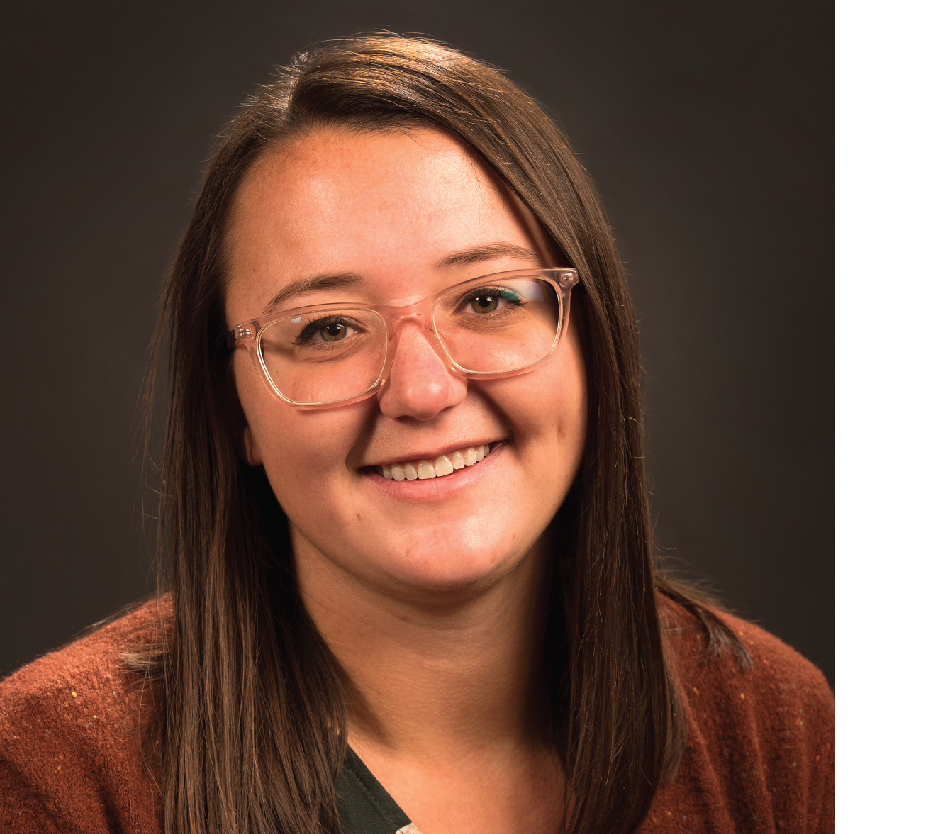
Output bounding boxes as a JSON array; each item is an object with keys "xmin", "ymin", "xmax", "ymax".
[{"xmin": 228, "ymin": 268, "xmax": 579, "ymax": 408}]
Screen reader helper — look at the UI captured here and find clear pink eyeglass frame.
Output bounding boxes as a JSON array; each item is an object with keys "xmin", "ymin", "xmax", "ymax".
[{"xmin": 228, "ymin": 267, "xmax": 579, "ymax": 408}]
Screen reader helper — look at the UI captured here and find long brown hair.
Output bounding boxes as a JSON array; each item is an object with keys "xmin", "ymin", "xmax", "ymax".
[{"xmin": 139, "ymin": 34, "xmax": 747, "ymax": 834}]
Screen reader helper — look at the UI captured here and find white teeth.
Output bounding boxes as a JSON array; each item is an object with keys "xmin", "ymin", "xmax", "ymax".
[{"xmin": 376, "ymin": 444, "xmax": 493, "ymax": 480}]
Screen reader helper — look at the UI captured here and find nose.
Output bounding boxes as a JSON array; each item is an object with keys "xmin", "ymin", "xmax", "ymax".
[{"xmin": 377, "ymin": 319, "xmax": 468, "ymax": 420}]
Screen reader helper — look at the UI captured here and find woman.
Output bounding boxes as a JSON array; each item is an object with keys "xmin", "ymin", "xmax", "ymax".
[{"xmin": 0, "ymin": 35, "xmax": 833, "ymax": 834}]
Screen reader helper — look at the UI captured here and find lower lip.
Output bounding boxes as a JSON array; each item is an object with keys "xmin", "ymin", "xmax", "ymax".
[{"xmin": 362, "ymin": 442, "xmax": 506, "ymax": 501}]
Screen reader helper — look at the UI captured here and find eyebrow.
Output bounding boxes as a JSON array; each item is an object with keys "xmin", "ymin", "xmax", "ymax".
[
  {"xmin": 262, "ymin": 272, "xmax": 363, "ymax": 314},
  {"xmin": 436, "ymin": 242, "xmax": 543, "ymax": 269}
]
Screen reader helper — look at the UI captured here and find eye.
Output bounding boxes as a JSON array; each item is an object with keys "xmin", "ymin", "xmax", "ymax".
[
  {"xmin": 462, "ymin": 287, "xmax": 524, "ymax": 315},
  {"xmin": 469, "ymin": 293, "xmax": 499, "ymax": 314},
  {"xmin": 293, "ymin": 315, "xmax": 362, "ymax": 346},
  {"xmin": 318, "ymin": 321, "xmax": 349, "ymax": 341}
]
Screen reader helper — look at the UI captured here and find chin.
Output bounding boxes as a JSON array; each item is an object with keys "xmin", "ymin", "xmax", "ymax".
[
  {"xmin": 375, "ymin": 542, "xmax": 519, "ymax": 595},
  {"xmin": 292, "ymin": 511, "xmax": 551, "ymax": 606},
  {"xmin": 344, "ymin": 534, "xmax": 533, "ymax": 603}
]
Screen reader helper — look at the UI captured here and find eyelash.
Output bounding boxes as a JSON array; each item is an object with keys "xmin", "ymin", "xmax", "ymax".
[
  {"xmin": 454, "ymin": 287, "xmax": 526, "ymax": 316},
  {"xmin": 292, "ymin": 315, "xmax": 363, "ymax": 346}
]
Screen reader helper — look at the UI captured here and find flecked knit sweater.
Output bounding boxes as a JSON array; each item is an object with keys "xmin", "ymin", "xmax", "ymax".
[{"xmin": 0, "ymin": 597, "xmax": 834, "ymax": 833}]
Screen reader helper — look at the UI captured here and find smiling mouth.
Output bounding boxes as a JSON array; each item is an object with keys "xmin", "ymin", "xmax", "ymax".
[{"xmin": 374, "ymin": 443, "xmax": 495, "ymax": 481}]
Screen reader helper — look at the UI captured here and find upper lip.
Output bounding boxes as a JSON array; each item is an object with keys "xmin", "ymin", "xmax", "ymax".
[{"xmin": 364, "ymin": 439, "xmax": 503, "ymax": 468}]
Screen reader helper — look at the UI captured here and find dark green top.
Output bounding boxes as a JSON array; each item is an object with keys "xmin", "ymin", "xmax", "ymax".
[{"xmin": 337, "ymin": 747, "xmax": 417, "ymax": 834}]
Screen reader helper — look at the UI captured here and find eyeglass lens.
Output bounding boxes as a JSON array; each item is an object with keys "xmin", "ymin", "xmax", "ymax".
[{"xmin": 257, "ymin": 276, "xmax": 562, "ymax": 406}]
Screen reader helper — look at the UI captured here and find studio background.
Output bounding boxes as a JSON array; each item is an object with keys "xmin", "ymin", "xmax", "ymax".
[{"xmin": 0, "ymin": 1, "xmax": 833, "ymax": 685}]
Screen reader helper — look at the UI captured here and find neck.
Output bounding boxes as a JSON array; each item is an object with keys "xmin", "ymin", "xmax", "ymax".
[{"xmin": 297, "ymin": 542, "xmax": 555, "ymax": 762}]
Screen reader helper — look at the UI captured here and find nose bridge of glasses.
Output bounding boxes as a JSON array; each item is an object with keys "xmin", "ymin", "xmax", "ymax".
[
  {"xmin": 386, "ymin": 310, "xmax": 432, "ymax": 331},
  {"xmin": 379, "ymin": 293, "xmax": 436, "ymax": 328},
  {"xmin": 379, "ymin": 304, "xmax": 459, "ymax": 384},
  {"xmin": 379, "ymin": 291, "xmax": 442, "ymax": 344}
]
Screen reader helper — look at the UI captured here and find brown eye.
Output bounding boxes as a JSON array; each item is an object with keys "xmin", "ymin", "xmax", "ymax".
[
  {"xmin": 292, "ymin": 315, "xmax": 362, "ymax": 347},
  {"xmin": 320, "ymin": 322, "xmax": 347, "ymax": 341},
  {"xmin": 469, "ymin": 293, "xmax": 500, "ymax": 314}
]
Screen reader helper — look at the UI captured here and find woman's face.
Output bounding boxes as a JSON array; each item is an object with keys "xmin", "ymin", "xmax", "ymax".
[{"xmin": 225, "ymin": 126, "xmax": 587, "ymax": 602}]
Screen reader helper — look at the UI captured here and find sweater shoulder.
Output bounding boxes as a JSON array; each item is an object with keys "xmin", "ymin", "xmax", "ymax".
[
  {"xmin": 0, "ymin": 597, "xmax": 168, "ymax": 833},
  {"xmin": 1, "ymin": 596, "xmax": 168, "ymax": 697},
  {"xmin": 661, "ymin": 598, "xmax": 834, "ymax": 712},
  {"xmin": 644, "ymin": 597, "xmax": 834, "ymax": 833},
  {"xmin": 642, "ymin": 600, "xmax": 834, "ymax": 834}
]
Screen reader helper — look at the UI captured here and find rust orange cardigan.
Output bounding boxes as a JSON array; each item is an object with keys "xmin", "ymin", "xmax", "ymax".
[{"xmin": 0, "ymin": 598, "xmax": 834, "ymax": 832}]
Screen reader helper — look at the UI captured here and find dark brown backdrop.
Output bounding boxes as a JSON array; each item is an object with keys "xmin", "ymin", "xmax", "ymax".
[{"xmin": 0, "ymin": 0, "xmax": 833, "ymax": 684}]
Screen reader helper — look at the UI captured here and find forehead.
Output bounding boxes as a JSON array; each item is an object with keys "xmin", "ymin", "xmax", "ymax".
[
  {"xmin": 234, "ymin": 124, "xmax": 493, "ymax": 218},
  {"xmin": 223, "ymin": 126, "xmax": 550, "ymax": 320}
]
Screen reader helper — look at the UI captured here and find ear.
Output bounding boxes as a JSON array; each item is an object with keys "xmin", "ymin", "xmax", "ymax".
[
  {"xmin": 242, "ymin": 424, "xmax": 264, "ymax": 466},
  {"xmin": 222, "ymin": 357, "xmax": 263, "ymax": 466}
]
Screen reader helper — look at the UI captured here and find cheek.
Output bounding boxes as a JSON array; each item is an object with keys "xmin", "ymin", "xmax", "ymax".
[
  {"xmin": 256, "ymin": 410, "xmax": 362, "ymax": 478},
  {"xmin": 532, "ymin": 336, "xmax": 587, "ymax": 451},
  {"xmin": 556, "ymin": 329, "xmax": 589, "ymax": 455},
  {"xmin": 234, "ymin": 352, "xmax": 363, "ymax": 477},
  {"xmin": 488, "ymin": 345, "xmax": 587, "ymax": 469}
]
